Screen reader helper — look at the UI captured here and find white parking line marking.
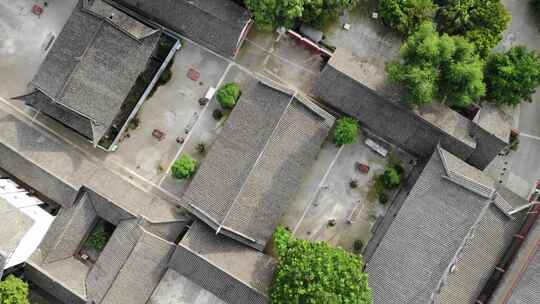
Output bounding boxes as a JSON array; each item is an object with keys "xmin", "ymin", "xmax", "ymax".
[
  {"xmin": 520, "ymin": 133, "xmax": 540, "ymax": 141},
  {"xmin": 158, "ymin": 61, "xmax": 233, "ymax": 186}
]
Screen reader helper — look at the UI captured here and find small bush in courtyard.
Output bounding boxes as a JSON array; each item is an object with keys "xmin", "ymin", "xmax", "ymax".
[
  {"xmin": 217, "ymin": 83, "xmax": 241, "ymax": 109},
  {"xmin": 353, "ymin": 239, "xmax": 364, "ymax": 253},
  {"xmin": 333, "ymin": 117, "xmax": 359, "ymax": 146},
  {"xmin": 379, "ymin": 192, "xmax": 389, "ymax": 204},
  {"xmin": 171, "ymin": 154, "xmax": 198, "ymax": 179},
  {"xmin": 85, "ymin": 223, "xmax": 110, "ymax": 252},
  {"xmin": 0, "ymin": 275, "xmax": 30, "ymax": 304},
  {"xmin": 379, "ymin": 0, "xmax": 437, "ymax": 36},
  {"xmin": 196, "ymin": 142, "xmax": 206, "ymax": 154},
  {"xmin": 212, "ymin": 109, "xmax": 224, "ymax": 120},
  {"xmin": 381, "ymin": 167, "xmax": 401, "ymax": 189}
]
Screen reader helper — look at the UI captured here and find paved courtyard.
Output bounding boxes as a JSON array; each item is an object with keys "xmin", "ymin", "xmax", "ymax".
[
  {"xmin": 158, "ymin": 65, "xmax": 256, "ymax": 199},
  {"xmin": 322, "ymin": 1, "xmax": 401, "ymax": 91},
  {"xmin": 107, "ymin": 39, "xmax": 230, "ymax": 185},
  {"xmin": 237, "ymin": 29, "xmax": 324, "ymax": 94},
  {"xmin": 283, "ymin": 131, "xmax": 415, "ymax": 252},
  {"xmin": 0, "ymin": 0, "xmax": 77, "ymax": 98},
  {"xmin": 486, "ymin": 0, "xmax": 540, "ymax": 198}
]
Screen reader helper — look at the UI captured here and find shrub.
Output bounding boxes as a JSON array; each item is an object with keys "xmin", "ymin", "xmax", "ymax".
[
  {"xmin": 334, "ymin": 117, "xmax": 359, "ymax": 146},
  {"xmin": 379, "ymin": 192, "xmax": 389, "ymax": 204},
  {"xmin": 196, "ymin": 142, "xmax": 206, "ymax": 154},
  {"xmin": 158, "ymin": 68, "xmax": 172, "ymax": 85},
  {"xmin": 485, "ymin": 46, "xmax": 540, "ymax": 106},
  {"xmin": 381, "ymin": 167, "xmax": 401, "ymax": 189},
  {"xmin": 271, "ymin": 227, "xmax": 372, "ymax": 304},
  {"xmin": 0, "ymin": 275, "xmax": 30, "ymax": 304},
  {"xmin": 212, "ymin": 109, "xmax": 224, "ymax": 120},
  {"xmin": 85, "ymin": 223, "xmax": 110, "ymax": 251},
  {"xmin": 171, "ymin": 154, "xmax": 198, "ymax": 179},
  {"xmin": 438, "ymin": 0, "xmax": 510, "ymax": 56},
  {"xmin": 374, "ymin": 175, "xmax": 385, "ymax": 196},
  {"xmin": 510, "ymin": 136, "xmax": 520, "ymax": 151},
  {"xmin": 387, "ymin": 22, "xmax": 485, "ymax": 107},
  {"xmin": 216, "ymin": 83, "xmax": 241, "ymax": 109},
  {"xmin": 353, "ymin": 239, "xmax": 364, "ymax": 253},
  {"xmin": 379, "ymin": 0, "xmax": 437, "ymax": 35}
]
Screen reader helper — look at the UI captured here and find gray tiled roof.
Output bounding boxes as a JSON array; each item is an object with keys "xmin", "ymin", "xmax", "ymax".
[
  {"xmin": 0, "ymin": 197, "xmax": 34, "ymax": 271},
  {"xmin": 169, "ymin": 221, "xmax": 276, "ymax": 304},
  {"xmin": 98, "ymin": 229, "xmax": 175, "ymax": 304},
  {"xmin": 432, "ymin": 205, "xmax": 525, "ymax": 304},
  {"xmin": 490, "ymin": 221, "xmax": 540, "ymax": 304},
  {"xmin": 18, "ymin": 91, "xmax": 94, "ymax": 140},
  {"xmin": 182, "ymin": 81, "xmax": 332, "ymax": 249},
  {"xmin": 365, "ymin": 148, "xmax": 527, "ymax": 304},
  {"xmin": 114, "ymin": 0, "xmax": 251, "ymax": 57},
  {"xmin": 26, "ymin": 0, "xmax": 159, "ymax": 143},
  {"xmin": 0, "ymin": 109, "xmax": 183, "ymax": 223}
]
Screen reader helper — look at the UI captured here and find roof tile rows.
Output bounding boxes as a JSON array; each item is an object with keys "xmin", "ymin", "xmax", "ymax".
[
  {"xmin": 182, "ymin": 80, "xmax": 333, "ymax": 250},
  {"xmin": 19, "ymin": 0, "xmax": 160, "ymax": 144},
  {"xmin": 366, "ymin": 147, "xmax": 530, "ymax": 304}
]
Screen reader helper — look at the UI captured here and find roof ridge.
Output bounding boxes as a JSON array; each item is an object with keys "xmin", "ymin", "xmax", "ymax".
[
  {"xmin": 82, "ymin": 0, "xmax": 160, "ymax": 42},
  {"xmin": 444, "ymin": 171, "xmax": 495, "ymax": 199},
  {"xmin": 218, "ymin": 85, "xmax": 297, "ymax": 240},
  {"xmin": 432, "ymin": 199, "xmax": 494, "ymax": 300},
  {"xmin": 186, "ymin": 0, "xmax": 249, "ymax": 28}
]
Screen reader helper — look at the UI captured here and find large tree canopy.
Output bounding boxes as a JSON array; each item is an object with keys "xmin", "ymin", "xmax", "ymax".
[
  {"xmin": 270, "ymin": 227, "xmax": 372, "ymax": 304},
  {"xmin": 303, "ymin": 0, "xmax": 359, "ymax": 28},
  {"xmin": 244, "ymin": 0, "xmax": 304, "ymax": 31},
  {"xmin": 485, "ymin": 46, "xmax": 540, "ymax": 106},
  {"xmin": 378, "ymin": 0, "xmax": 438, "ymax": 36},
  {"xmin": 245, "ymin": 0, "xmax": 358, "ymax": 30},
  {"xmin": 387, "ymin": 22, "xmax": 485, "ymax": 107},
  {"xmin": 0, "ymin": 275, "xmax": 30, "ymax": 304},
  {"xmin": 438, "ymin": 0, "xmax": 510, "ymax": 56}
]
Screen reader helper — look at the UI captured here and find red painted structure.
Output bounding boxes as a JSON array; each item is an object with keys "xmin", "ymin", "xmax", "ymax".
[
  {"xmin": 475, "ymin": 202, "xmax": 540, "ymax": 304},
  {"xmin": 286, "ymin": 30, "xmax": 333, "ymax": 58}
]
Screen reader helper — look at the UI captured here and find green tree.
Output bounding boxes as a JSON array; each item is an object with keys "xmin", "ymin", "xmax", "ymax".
[
  {"xmin": 216, "ymin": 83, "xmax": 241, "ymax": 109},
  {"xmin": 485, "ymin": 46, "xmax": 540, "ymax": 106},
  {"xmin": 171, "ymin": 154, "xmax": 198, "ymax": 179},
  {"xmin": 379, "ymin": 0, "xmax": 437, "ymax": 36},
  {"xmin": 303, "ymin": 0, "xmax": 359, "ymax": 28},
  {"xmin": 438, "ymin": 0, "xmax": 510, "ymax": 56},
  {"xmin": 333, "ymin": 117, "xmax": 359, "ymax": 146},
  {"xmin": 387, "ymin": 22, "xmax": 485, "ymax": 107},
  {"xmin": 271, "ymin": 227, "xmax": 372, "ymax": 304},
  {"xmin": 0, "ymin": 275, "xmax": 30, "ymax": 304},
  {"xmin": 244, "ymin": 0, "xmax": 304, "ymax": 31},
  {"xmin": 381, "ymin": 167, "xmax": 400, "ymax": 189}
]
